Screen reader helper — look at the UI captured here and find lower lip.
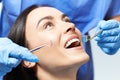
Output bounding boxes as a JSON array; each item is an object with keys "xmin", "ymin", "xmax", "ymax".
[{"xmin": 67, "ymin": 46, "xmax": 83, "ymax": 50}]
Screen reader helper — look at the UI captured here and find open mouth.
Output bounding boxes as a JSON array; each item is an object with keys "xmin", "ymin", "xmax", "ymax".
[{"xmin": 65, "ymin": 38, "xmax": 81, "ymax": 49}]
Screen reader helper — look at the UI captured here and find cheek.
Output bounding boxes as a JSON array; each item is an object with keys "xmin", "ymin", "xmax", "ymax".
[
  {"xmin": 35, "ymin": 47, "xmax": 56, "ymax": 68},
  {"xmin": 28, "ymin": 32, "xmax": 58, "ymax": 49},
  {"xmin": 40, "ymin": 33, "xmax": 60, "ymax": 47},
  {"xmin": 36, "ymin": 49, "xmax": 72, "ymax": 71}
]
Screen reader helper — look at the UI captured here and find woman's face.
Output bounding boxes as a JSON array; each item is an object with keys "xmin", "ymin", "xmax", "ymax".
[{"xmin": 25, "ymin": 7, "xmax": 89, "ymax": 72}]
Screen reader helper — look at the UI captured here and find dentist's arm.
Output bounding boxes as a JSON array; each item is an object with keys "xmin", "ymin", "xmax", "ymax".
[
  {"xmin": 0, "ymin": 38, "xmax": 39, "ymax": 77},
  {"xmin": 95, "ymin": 15, "xmax": 120, "ymax": 55}
]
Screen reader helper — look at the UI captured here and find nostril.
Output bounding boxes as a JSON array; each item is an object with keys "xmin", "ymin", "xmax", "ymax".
[
  {"xmin": 66, "ymin": 28, "xmax": 72, "ymax": 32},
  {"xmin": 64, "ymin": 23, "xmax": 75, "ymax": 34},
  {"xmin": 66, "ymin": 26, "xmax": 75, "ymax": 33}
]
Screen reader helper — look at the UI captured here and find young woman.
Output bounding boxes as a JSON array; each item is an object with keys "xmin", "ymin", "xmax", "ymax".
[{"xmin": 4, "ymin": 5, "xmax": 89, "ymax": 80}]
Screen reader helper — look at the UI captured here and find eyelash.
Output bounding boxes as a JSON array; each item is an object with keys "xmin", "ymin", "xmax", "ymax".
[
  {"xmin": 43, "ymin": 18, "xmax": 71, "ymax": 29},
  {"xmin": 44, "ymin": 22, "xmax": 54, "ymax": 29},
  {"xmin": 64, "ymin": 18, "xmax": 71, "ymax": 23}
]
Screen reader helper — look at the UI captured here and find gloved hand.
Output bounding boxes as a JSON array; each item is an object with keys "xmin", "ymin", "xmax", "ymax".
[
  {"xmin": 95, "ymin": 20, "xmax": 120, "ymax": 55},
  {"xmin": 0, "ymin": 38, "xmax": 39, "ymax": 76}
]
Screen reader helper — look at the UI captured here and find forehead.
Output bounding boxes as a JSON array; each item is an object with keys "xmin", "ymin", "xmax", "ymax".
[{"xmin": 28, "ymin": 7, "xmax": 63, "ymax": 18}]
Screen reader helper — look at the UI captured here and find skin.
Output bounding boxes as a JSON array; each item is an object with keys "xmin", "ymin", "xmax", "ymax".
[
  {"xmin": 107, "ymin": 15, "xmax": 120, "ymax": 21},
  {"xmin": 24, "ymin": 7, "xmax": 89, "ymax": 80}
]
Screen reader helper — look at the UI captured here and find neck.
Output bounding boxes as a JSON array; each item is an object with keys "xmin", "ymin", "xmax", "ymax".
[{"xmin": 36, "ymin": 65, "xmax": 80, "ymax": 80}]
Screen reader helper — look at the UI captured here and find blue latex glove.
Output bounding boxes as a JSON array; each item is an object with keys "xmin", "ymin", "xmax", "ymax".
[
  {"xmin": 0, "ymin": 38, "xmax": 39, "ymax": 76},
  {"xmin": 95, "ymin": 20, "xmax": 120, "ymax": 55}
]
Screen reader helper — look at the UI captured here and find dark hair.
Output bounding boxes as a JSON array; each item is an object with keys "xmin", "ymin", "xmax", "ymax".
[{"xmin": 3, "ymin": 5, "xmax": 39, "ymax": 80}]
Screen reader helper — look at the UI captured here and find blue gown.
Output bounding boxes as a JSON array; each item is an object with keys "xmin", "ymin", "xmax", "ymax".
[{"xmin": 0, "ymin": 0, "xmax": 120, "ymax": 80}]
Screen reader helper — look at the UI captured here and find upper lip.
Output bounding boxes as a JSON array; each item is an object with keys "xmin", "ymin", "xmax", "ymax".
[{"xmin": 64, "ymin": 35, "xmax": 81, "ymax": 48}]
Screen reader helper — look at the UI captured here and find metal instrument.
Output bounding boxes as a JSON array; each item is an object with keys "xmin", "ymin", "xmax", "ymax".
[{"xmin": 82, "ymin": 30, "xmax": 103, "ymax": 42}]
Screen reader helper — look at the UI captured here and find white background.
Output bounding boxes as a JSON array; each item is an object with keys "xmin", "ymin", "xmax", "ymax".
[{"xmin": 89, "ymin": 28, "xmax": 120, "ymax": 80}]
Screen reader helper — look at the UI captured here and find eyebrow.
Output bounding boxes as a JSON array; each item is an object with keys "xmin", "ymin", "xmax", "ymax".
[
  {"xmin": 36, "ymin": 16, "xmax": 53, "ymax": 27},
  {"xmin": 36, "ymin": 14, "xmax": 67, "ymax": 27},
  {"xmin": 61, "ymin": 14, "xmax": 66, "ymax": 19}
]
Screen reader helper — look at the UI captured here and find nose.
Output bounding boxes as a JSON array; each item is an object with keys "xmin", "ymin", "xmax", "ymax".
[{"xmin": 63, "ymin": 22, "xmax": 75, "ymax": 34}]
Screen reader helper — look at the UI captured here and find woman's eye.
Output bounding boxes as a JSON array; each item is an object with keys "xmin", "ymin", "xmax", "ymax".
[
  {"xmin": 44, "ymin": 22, "xmax": 53, "ymax": 29},
  {"xmin": 64, "ymin": 18, "xmax": 71, "ymax": 23}
]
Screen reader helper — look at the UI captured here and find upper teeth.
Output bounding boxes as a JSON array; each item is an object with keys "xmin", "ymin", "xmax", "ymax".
[{"xmin": 65, "ymin": 38, "xmax": 80, "ymax": 48}]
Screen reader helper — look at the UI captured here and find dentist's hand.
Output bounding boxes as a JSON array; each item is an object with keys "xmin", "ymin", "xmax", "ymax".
[
  {"xmin": 0, "ymin": 38, "xmax": 39, "ymax": 76},
  {"xmin": 95, "ymin": 20, "xmax": 120, "ymax": 55}
]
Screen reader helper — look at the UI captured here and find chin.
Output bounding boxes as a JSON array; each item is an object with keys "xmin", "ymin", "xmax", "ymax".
[{"xmin": 69, "ymin": 51, "xmax": 89, "ymax": 67}]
